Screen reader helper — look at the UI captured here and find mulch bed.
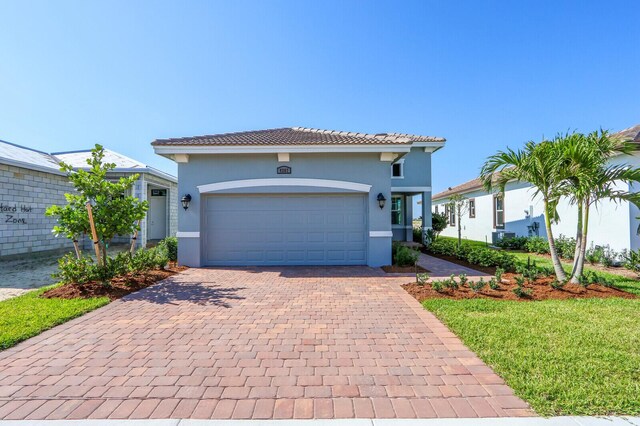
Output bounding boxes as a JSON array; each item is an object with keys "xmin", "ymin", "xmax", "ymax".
[
  {"xmin": 41, "ymin": 263, "xmax": 188, "ymax": 301},
  {"xmin": 382, "ymin": 265, "xmax": 430, "ymax": 274},
  {"xmin": 424, "ymin": 252, "xmax": 497, "ymax": 275},
  {"xmin": 403, "ymin": 272, "xmax": 637, "ymax": 302}
]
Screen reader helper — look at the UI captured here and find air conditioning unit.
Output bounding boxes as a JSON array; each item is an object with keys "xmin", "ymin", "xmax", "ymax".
[{"xmin": 492, "ymin": 231, "xmax": 515, "ymax": 245}]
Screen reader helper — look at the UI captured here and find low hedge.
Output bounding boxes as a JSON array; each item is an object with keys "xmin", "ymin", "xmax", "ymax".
[{"xmin": 427, "ymin": 238, "xmax": 516, "ymax": 271}]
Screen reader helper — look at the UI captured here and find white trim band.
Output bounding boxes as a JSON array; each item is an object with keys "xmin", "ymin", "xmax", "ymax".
[
  {"xmin": 369, "ymin": 231, "xmax": 393, "ymax": 237},
  {"xmin": 198, "ymin": 178, "xmax": 372, "ymax": 194},
  {"xmin": 391, "ymin": 186, "xmax": 432, "ymax": 192},
  {"xmin": 155, "ymin": 144, "xmax": 413, "ymax": 156},
  {"xmin": 176, "ymin": 232, "xmax": 200, "ymax": 238}
]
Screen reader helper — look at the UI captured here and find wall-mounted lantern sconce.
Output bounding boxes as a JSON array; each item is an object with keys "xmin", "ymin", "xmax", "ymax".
[
  {"xmin": 181, "ymin": 194, "xmax": 192, "ymax": 211},
  {"xmin": 377, "ymin": 193, "xmax": 386, "ymax": 209}
]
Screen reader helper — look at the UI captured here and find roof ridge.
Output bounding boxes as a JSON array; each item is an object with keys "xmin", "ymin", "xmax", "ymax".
[{"xmin": 152, "ymin": 127, "xmax": 293, "ymax": 144}]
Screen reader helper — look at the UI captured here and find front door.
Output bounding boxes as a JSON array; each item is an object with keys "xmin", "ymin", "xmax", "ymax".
[{"xmin": 147, "ymin": 188, "xmax": 167, "ymax": 240}]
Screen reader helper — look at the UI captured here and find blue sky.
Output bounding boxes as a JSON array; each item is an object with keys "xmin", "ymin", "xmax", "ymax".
[{"xmin": 1, "ymin": 0, "xmax": 638, "ymax": 194}]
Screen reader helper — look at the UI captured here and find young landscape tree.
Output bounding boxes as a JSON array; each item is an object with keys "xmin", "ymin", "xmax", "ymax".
[
  {"xmin": 46, "ymin": 144, "xmax": 148, "ymax": 266},
  {"xmin": 448, "ymin": 194, "xmax": 468, "ymax": 247}
]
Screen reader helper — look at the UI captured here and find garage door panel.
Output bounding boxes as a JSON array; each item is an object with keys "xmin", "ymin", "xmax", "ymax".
[{"xmin": 203, "ymin": 194, "xmax": 367, "ymax": 266}]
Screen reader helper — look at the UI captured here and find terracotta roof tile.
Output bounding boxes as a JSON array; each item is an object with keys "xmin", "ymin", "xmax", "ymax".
[{"xmin": 151, "ymin": 127, "xmax": 445, "ymax": 146}]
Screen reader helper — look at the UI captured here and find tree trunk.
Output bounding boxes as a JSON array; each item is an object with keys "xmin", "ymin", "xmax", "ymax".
[
  {"xmin": 72, "ymin": 239, "xmax": 81, "ymax": 259},
  {"xmin": 571, "ymin": 201, "xmax": 583, "ymax": 277},
  {"xmin": 571, "ymin": 201, "xmax": 590, "ymax": 283},
  {"xmin": 544, "ymin": 200, "xmax": 567, "ymax": 281}
]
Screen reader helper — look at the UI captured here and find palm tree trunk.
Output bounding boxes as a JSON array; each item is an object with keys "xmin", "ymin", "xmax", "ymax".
[
  {"xmin": 544, "ymin": 200, "xmax": 567, "ymax": 281},
  {"xmin": 571, "ymin": 201, "xmax": 583, "ymax": 277},
  {"xmin": 571, "ymin": 202, "xmax": 590, "ymax": 283}
]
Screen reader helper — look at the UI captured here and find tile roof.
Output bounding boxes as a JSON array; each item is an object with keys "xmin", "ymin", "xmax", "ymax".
[
  {"xmin": 151, "ymin": 127, "xmax": 446, "ymax": 146},
  {"xmin": 432, "ymin": 122, "xmax": 640, "ymax": 201},
  {"xmin": 612, "ymin": 124, "xmax": 640, "ymax": 143},
  {"xmin": 433, "ymin": 177, "xmax": 485, "ymax": 201}
]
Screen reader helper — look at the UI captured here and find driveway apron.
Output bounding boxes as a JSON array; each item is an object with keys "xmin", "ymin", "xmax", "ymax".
[{"xmin": 0, "ymin": 267, "xmax": 533, "ymax": 420}]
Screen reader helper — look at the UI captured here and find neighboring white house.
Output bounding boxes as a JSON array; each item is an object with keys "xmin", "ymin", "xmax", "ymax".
[
  {"xmin": 0, "ymin": 140, "xmax": 178, "ymax": 258},
  {"xmin": 432, "ymin": 124, "xmax": 640, "ymax": 253}
]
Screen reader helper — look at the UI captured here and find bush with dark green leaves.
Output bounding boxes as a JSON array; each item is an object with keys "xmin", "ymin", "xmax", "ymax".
[
  {"xmin": 159, "ymin": 237, "xmax": 178, "ymax": 262},
  {"xmin": 496, "ymin": 236, "xmax": 528, "ymax": 250},
  {"xmin": 427, "ymin": 238, "xmax": 516, "ymax": 271},
  {"xmin": 393, "ymin": 245, "xmax": 419, "ymax": 267},
  {"xmin": 555, "ymin": 235, "xmax": 576, "ymax": 260},
  {"xmin": 524, "ymin": 237, "xmax": 550, "ymax": 254}
]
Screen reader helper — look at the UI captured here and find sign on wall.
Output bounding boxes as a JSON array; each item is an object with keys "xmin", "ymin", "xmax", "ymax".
[
  {"xmin": 1, "ymin": 203, "xmax": 32, "ymax": 225},
  {"xmin": 277, "ymin": 166, "xmax": 292, "ymax": 175}
]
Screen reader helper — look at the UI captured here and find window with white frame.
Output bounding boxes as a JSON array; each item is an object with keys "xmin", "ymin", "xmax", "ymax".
[
  {"xmin": 391, "ymin": 159, "xmax": 404, "ymax": 178},
  {"xmin": 468, "ymin": 199, "xmax": 476, "ymax": 218},
  {"xmin": 391, "ymin": 195, "xmax": 403, "ymax": 225}
]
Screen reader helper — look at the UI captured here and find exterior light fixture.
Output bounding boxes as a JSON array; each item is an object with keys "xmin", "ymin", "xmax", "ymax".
[
  {"xmin": 181, "ymin": 194, "xmax": 192, "ymax": 210},
  {"xmin": 377, "ymin": 193, "xmax": 386, "ymax": 209}
]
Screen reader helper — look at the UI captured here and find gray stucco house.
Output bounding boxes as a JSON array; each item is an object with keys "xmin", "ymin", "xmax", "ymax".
[
  {"xmin": 0, "ymin": 140, "xmax": 178, "ymax": 258},
  {"xmin": 152, "ymin": 127, "xmax": 445, "ymax": 267}
]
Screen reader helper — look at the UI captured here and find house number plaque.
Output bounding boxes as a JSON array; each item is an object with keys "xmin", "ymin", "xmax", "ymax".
[{"xmin": 277, "ymin": 166, "xmax": 292, "ymax": 174}]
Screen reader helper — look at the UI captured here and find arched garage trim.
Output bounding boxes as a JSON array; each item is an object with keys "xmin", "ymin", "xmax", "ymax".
[{"xmin": 197, "ymin": 178, "xmax": 372, "ymax": 194}]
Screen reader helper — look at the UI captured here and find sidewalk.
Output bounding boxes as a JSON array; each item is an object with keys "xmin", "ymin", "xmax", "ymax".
[{"xmin": 417, "ymin": 253, "xmax": 490, "ymax": 278}]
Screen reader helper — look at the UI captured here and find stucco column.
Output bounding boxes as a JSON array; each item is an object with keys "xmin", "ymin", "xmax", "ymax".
[
  {"xmin": 404, "ymin": 195, "xmax": 413, "ymax": 241},
  {"xmin": 421, "ymin": 191, "xmax": 432, "ymax": 244}
]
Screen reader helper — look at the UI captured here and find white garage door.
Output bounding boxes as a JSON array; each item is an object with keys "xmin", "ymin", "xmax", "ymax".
[{"xmin": 203, "ymin": 194, "xmax": 367, "ymax": 266}]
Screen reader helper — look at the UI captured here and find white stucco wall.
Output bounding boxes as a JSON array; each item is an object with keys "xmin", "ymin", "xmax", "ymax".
[{"xmin": 433, "ymin": 152, "xmax": 640, "ymax": 252}]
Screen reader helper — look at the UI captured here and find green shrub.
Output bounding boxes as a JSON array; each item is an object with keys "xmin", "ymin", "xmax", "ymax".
[
  {"xmin": 428, "ymin": 239, "xmax": 516, "ymax": 271},
  {"xmin": 431, "ymin": 280, "xmax": 444, "ymax": 292},
  {"xmin": 601, "ymin": 247, "xmax": 619, "ymax": 267},
  {"xmin": 445, "ymin": 274, "xmax": 459, "ymax": 290},
  {"xmin": 555, "ymin": 235, "xmax": 576, "ymax": 260},
  {"xmin": 394, "ymin": 245, "xmax": 419, "ymax": 267},
  {"xmin": 458, "ymin": 273, "xmax": 468, "ymax": 286},
  {"xmin": 622, "ymin": 249, "xmax": 640, "ymax": 275},
  {"xmin": 130, "ymin": 247, "xmax": 166, "ymax": 273},
  {"xmin": 496, "ymin": 236, "xmax": 528, "ymax": 250},
  {"xmin": 513, "ymin": 274, "xmax": 532, "ymax": 298},
  {"xmin": 416, "ymin": 272, "xmax": 430, "ymax": 285},
  {"xmin": 495, "ymin": 267, "xmax": 504, "ymax": 283},
  {"xmin": 469, "ymin": 278, "xmax": 486, "ymax": 293},
  {"xmin": 53, "ymin": 254, "xmax": 98, "ymax": 284},
  {"xmin": 160, "ymin": 237, "xmax": 178, "ymax": 262},
  {"xmin": 550, "ymin": 279, "xmax": 565, "ymax": 290},
  {"xmin": 525, "ymin": 237, "xmax": 549, "ymax": 254},
  {"xmin": 586, "ymin": 246, "xmax": 604, "ymax": 265},
  {"xmin": 488, "ymin": 277, "xmax": 499, "ymax": 290},
  {"xmin": 513, "ymin": 285, "xmax": 532, "ymax": 298}
]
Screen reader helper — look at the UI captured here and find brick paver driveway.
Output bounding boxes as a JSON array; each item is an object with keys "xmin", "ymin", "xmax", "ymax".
[{"xmin": 0, "ymin": 267, "xmax": 532, "ymax": 420}]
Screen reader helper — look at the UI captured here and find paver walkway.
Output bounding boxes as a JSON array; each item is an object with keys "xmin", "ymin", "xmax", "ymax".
[
  {"xmin": 0, "ymin": 267, "xmax": 531, "ymax": 420},
  {"xmin": 418, "ymin": 253, "xmax": 490, "ymax": 278}
]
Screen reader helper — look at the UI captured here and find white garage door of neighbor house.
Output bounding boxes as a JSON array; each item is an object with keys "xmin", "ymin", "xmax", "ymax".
[{"xmin": 203, "ymin": 194, "xmax": 367, "ymax": 266}]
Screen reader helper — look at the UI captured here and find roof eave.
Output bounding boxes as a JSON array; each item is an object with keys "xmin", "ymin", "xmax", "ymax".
[{"xmin": 152, "ymin": 144, "xmax": 415, "ymax": 157}]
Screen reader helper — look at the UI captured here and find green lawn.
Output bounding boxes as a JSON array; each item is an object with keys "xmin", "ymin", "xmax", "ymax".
[
  {"xmin": 0, "ymin": 286, "xmax": 109, "ymax": 350},
  {"xmin": 425, "ymin": 236, "xmax": 640, "ymax": 415},
  {"xmin": 424, "ymin": 297, "xmax": 640, "ymax": 416}
]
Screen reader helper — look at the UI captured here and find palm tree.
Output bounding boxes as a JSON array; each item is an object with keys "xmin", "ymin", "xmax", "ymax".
[
  {"xmin": 481, "ymin": 140, "xmax": 567, "ymax": 281},
  {"xmin": 559, "ymin": 130, "xmax": 640, "ymax": 283}
]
